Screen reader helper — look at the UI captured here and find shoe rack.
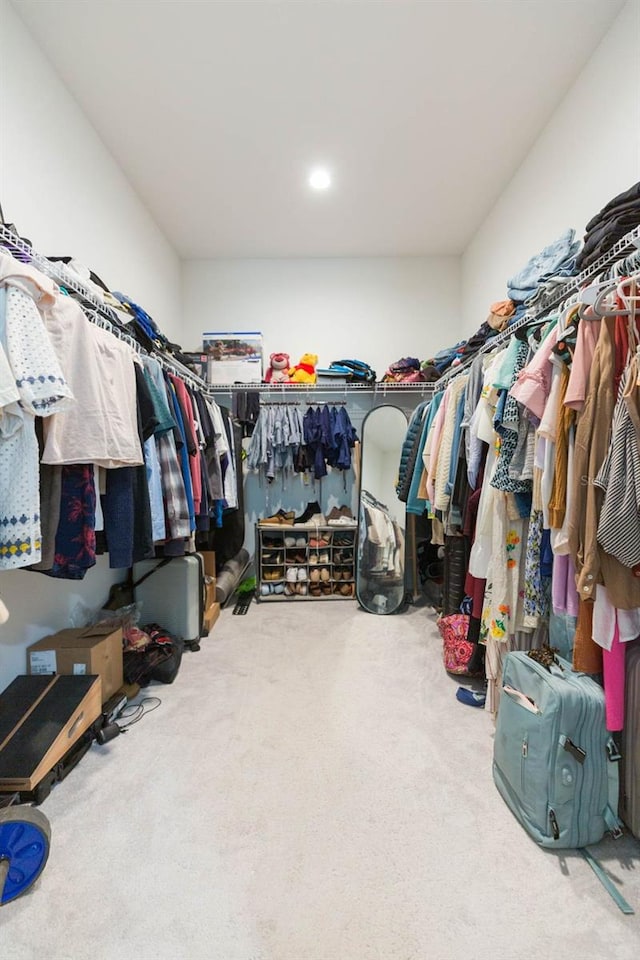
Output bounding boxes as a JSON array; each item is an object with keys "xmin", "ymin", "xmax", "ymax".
[{"xmin": 256, "ymin": 523, "xmax": 357, "ymax": 601}]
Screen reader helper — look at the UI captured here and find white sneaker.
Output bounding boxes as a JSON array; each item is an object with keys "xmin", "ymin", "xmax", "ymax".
[
  {"xmin": 286, "ymin": 567, "xmax": 298, "ymax": 583},
  {"xmin": 297, "ymin": 567, "xmax": 308, "ymax": 581}
]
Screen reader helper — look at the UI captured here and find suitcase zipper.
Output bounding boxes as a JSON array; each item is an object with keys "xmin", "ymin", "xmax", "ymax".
[
  {"xmin": 549, "ymin": 808, "xmax": 560, "ymax": 841},
  {"xmin": 521, "ymin": 735, "xmax": 528, "ymax": 793}
]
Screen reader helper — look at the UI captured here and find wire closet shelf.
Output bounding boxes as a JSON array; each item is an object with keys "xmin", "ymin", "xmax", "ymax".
[
  {"xmin": 0, "ymin": 224, "xmax": 437, "ymax": 401},
  {"xmin": 431, "ymin": 224, "xmax": 640, "ymax": 393},
  {"xmin": 0, "ymin": 223, "xmax": 209, "ymax": 394}
]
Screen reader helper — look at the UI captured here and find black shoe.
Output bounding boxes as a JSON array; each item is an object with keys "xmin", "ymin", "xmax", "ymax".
[{"xmin": 293, "ymin": 501, "xmax": 325, "ymax": 525}]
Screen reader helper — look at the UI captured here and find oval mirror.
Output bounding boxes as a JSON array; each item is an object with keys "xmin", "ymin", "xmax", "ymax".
[{"xmin": 356, "ymin": 404, "xmax": 409, "ymax": 615}]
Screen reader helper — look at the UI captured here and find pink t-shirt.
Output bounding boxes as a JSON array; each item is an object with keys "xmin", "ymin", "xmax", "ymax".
[
  {"xmin": 509, "ymin": 326, "xmax": 559, "ymax": 420},
  {"xmin": 564, "ymin": 318, "xmax": 601, "ymax": 412}
]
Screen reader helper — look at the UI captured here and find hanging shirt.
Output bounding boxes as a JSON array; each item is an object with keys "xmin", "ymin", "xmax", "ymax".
[
  {"xmin": 594, "ymin": 363, "xmax": 640, "ymax": 569},
  {"xmin": 41, "ymin": 294, "xmax": 142, "ymax": 467},
  {"xmin": 0, "ymin": 283, "xmax": 74, "ymax": 570},
  {"xmin": 168, "ymin": 374, "xmax": 202, "ymax": 516}
]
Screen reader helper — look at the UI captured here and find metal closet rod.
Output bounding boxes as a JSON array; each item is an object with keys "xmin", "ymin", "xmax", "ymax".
[
  {"xmin": 209, "ymin": 381, "xmax": 435, "ymax": 395},
  {"xmin": 432, "ymin": 224, "xmax": 640, "ymax": 393}
]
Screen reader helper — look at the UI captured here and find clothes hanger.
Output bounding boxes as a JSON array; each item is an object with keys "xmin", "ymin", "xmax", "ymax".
[
  {"xmin": 557, "ymin": 299, "xmax": 580, "ymax": 332},
  {"xmin": 576, "ymin": 275, "xmax": 615, "ymax": 314},
  {"xmin": 618, "ymin": 275, "xmax": 640, "ymax": 308},
  {"xmin": 592, "ymin": 282, "xmax": 629, "ymax": 318}
]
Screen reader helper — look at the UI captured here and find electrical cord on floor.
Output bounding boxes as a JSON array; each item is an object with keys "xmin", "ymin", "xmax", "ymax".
[{"xmin": 116, "ymin": 696, "xmax": 162, "ymax": 731}]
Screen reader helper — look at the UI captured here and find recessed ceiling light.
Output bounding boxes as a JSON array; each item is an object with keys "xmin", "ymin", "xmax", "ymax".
[{"xmin": 309, "ymin": 168, "xmax": 331, "ymax": 191}]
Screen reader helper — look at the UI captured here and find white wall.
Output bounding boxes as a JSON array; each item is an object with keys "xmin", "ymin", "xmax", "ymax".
[
  {"xmin": 182, "ymin": 257, "xmax": 461, "ymax": 378},
  {"xmin": 0, "ymin": 0, "xmax": 182, "ymax": 336},
  {"xmin": 461, "ymin": 0, "xmax": 640, "ymax": 331},
  {"xmin": 0, "ymin": 0, "xmax": 182, "ymax": 690}
]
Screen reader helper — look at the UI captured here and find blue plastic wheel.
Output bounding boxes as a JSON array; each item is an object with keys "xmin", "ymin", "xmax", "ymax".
[{"xmin": 0, "ymin": 806, "xmax": 51, "ymax": 905}]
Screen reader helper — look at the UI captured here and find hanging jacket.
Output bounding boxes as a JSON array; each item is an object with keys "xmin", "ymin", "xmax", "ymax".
[
  {"xmin": 329, "ymin": 406, "xmax": 358, "ymax": 471},
  {"xmin": 396, "ymin": 399, "xmax": 431, "ymax": 499},
  {"xmin": 397, "ymin": 400, "xmax": 433, "ymax": 503}
]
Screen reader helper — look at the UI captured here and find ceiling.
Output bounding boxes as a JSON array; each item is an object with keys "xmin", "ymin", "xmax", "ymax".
[{"xmin": 12, "ymin": 0, "xmax": 623, "ymax": 259}]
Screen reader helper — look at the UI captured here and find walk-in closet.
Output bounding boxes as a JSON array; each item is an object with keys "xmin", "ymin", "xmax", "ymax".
[{"xmin": 1, "ymin": 1, "xmax": 640, "ymax": 957}]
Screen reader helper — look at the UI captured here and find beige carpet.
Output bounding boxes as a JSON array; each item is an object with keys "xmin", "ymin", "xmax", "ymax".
[{"xmin": 2, "ymin": 601, "xmax": 640, "ymax": 960}]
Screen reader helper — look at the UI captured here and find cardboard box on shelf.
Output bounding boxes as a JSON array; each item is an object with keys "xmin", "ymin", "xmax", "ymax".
[
  {"xmin": 27, "ymin": 623, "xmax": 123, "ymax": 702},
  {"xmin": 203, "ymin": 602, "xmax": 221, "ymax": 634}
]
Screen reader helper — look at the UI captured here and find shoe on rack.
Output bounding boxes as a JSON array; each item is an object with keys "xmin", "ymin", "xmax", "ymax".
[
  {"xmin": 284, "ymin": 536, "xmax": 296, "ymax": 548},
  {"xmin": 339, "ymin": 583, "xmax": 353, "ymax": 597},
  {"xmin": 318, "ymin": 551, "xmax": 329, "ymax": 565},
  {"xmin": 297, "ymin": 567, "xmax": 308, "ymax": 582},
  {"xmin": 309, "ymin": 553, "xmax": 319, "ymax": 565},
  {"xmin": 262, "ymin": 551, "xmax": 283, "ymax": 564},
  {"xmin": 334, "ymin": 550, "xmax": 354, "ymax": 564},
  {"xmin": 309, "ymin": 584, "xmax": 321, "ymax": 597},
  {"xmin": 263, "ymin": 534, "xmax": 283, "ymax": 547},
  {"xmin": 284, "ymin": 583, "xmax": 295, "ymax": 596},
  {"xmin": 309, "ymin": 568, "xmax": 320, "ymax": 582},
  {"xmin": 260, "ymin": 583, "xmax": 272, "ymax": 596},
  {"xmin": 327, "ymin": 505, "xmax": 356, "ymax": 526},
  {"xmin": 259, "ymin": 510, "xmax": 295, "ymax": 526},
  {"xmin": 286, "ymin": 567, "xmax": 298, "ymax": 583},
  {"xmin": 309, "ymin": 537, "xmax": 330, "ymax": 549},
  {"xmin": 273, "ymin": 582, "xmax": 285, "ymax": 594},
  {"xmin": 319, "ymin": 567, "xmax": 331, "ymax": 582},
  {"xmin": 297, "ymin": 583, "xmax": 308, "ymax": 596},
  {"xmin": 293, "ymin": 501, "xmax": 325, "ymax": 525},
  {"xmin": 333, "ymin": 535, "xmax": 354, "ymax": 547},
  {"xmin": 295, "ymin": 536, "xmax": 307, "ymax": 548}
]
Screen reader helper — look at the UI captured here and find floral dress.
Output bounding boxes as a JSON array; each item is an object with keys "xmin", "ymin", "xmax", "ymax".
[{"xmin": 480, "ymin": 492, "xmax": 527, "ymax": 713}]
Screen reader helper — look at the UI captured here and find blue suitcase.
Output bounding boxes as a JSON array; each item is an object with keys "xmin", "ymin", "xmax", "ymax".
[{"xmin": 493, "ymin": 651, "xmax": 623, "ymax": 848}]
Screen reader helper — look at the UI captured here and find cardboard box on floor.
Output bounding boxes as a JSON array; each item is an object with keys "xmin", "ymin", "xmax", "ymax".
[
  {"xmin": 204, "ymin": 576, "xmax": 217, "ymax": 612},
  {"xmin": 199, "ymin": 550, "xmax": 217, "ymax": 615},
  {"xmin": 203, "ymin": 602, "xmax": 221, "ymax": 634},
  {"xmin": 27, "ymin": 623, "xmax": 123, "ymax": 703},
  {"xmin": 200, "ymin": 551, "xmax": 216, "ymax": 578}
]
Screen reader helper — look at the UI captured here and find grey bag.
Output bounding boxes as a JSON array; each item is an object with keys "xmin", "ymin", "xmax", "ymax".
[{"xmin": 493, "ymin": 650, "xmax": 622, "ymax": 848}]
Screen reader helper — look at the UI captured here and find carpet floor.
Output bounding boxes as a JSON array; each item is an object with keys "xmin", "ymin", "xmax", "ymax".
[{"xmin": 2, "ymin": 601, "xmax": 640, "ymax": 960}]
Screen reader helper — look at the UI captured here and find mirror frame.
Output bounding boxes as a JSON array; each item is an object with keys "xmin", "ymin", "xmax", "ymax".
[{"xmin": 355, "ymin": 404, "xmax": 409, "ymax": 615}]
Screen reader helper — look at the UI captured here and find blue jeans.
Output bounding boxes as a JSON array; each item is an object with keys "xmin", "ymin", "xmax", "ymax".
[{"xmin": 507, "ymin": 228, "xmax": 581, "ymax": 301}]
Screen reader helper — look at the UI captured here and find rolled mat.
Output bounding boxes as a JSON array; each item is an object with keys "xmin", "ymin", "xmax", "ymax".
[{"xmin": 215, "ymin": 548, "xmax": 250, "ymax": 605}]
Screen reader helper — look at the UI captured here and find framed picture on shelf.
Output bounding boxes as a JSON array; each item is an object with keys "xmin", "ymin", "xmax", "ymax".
[{"xmin": 202, "ymin": 331, "xmax": 263, "ymax": 384}]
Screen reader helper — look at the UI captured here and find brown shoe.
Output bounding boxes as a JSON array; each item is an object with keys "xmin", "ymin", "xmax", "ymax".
[{"xmin": 259, "ymin": 510, "xmax": 295, "ymax": 526}]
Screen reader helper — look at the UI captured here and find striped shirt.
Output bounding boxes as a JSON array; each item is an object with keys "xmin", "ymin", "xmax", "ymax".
[{"xmin": 594, "ymin": 364, "xmax": 640, "ymax": 569}]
